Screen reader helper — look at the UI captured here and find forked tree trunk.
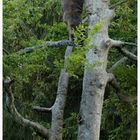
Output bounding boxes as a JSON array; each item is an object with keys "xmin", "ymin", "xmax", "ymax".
[
  {"xmin": 4, "ymin": 1, "xmax": 136, "ymax": 140},
  {"xmin": 77, "ymin": 0, "xmax": 114, "ymax": 140}
]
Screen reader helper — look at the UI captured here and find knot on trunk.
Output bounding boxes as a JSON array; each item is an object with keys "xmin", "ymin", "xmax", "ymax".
[{"xmin": 77, "ymin": 113, "xmax": 84, "ymax": 125}]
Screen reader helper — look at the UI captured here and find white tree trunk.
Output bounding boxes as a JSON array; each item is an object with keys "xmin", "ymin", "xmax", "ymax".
[
  {"xmin": 50, "ymin": 46, "xmax": 73, "ymax": 140},
  {"xmin": 77, "ymin": 0, "xmax": 114, "ymax": 140}
]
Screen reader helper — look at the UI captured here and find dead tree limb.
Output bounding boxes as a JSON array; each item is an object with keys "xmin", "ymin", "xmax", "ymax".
[
  {"xmin": 108, "ymin": 39, "xmax": 137, "ymax": 61},
  {"xmin": 109, "ymin": 46, "xmax": 137, "ymax": 71},
  {"xmin": 110, "ymin": 0, "xmax": 128, "ymax": 9},
  {"xmin": 17, "ymin": 40, "xmax": 75, "ymax": 55},
  {"xmin": 107, "ymin": 73, "xmax": 122, "ymax": 100},
  {"xmin": 107, "ymin": 73, "xmax": 136, "ymax": 102},
  {"xmin": 3, "ymin": 48, "xmax": 9, "ymax": 55},
  {"xmin": 33, "ymin": 106, "xmax": 52, "ymax": 113},
  {"xmin": 110, "ymin": 39, "xmax": 137, "ymax": 47},
  {"xmin": 109, "ymin": 57, "xmax": 128, "ymax": 71},
  {"xmin": 117, "ymin": 47, "xmax": 137, "ymax": 61},
  {"xmin": 3, "ymin": 77, "xmax": 50, "ymax": 139}
]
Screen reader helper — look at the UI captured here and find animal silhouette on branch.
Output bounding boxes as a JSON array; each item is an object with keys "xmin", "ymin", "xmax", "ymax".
[{"xmin": 61, "ymin": 0, "xmax": 84, "ymax": 41}]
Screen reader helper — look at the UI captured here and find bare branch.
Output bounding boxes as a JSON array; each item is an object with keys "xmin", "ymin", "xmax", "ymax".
[
  {"xmin": 109, "ymin": 47, "xmax": 137, "ymax": 71},
  {"xmin": 17, "ymin": 40, "xmax": 75, "ymax": 55},
  {"xmin": 107, "ymin": 74, "xmax": 121, "ymax": 100},
  {"xmin": 3, "ymin": 48, "xmax": 10, "ymax": 55},
  {"xmin": 109, "ymin": 39, "xmax": 137, "ymax": 61},
  {"xmin": 109, "ymin": 57, "xmax": 128, "ymax": 72},
  {"xmin": 45, "ymin": 40, "xmax": 75, "ymax": 48},
  {"xmin": 110, "ymin": 0, "xmax": 128, "ymax": 9},
  {"xmin": 107, "ymin": 73, "xmax": 136, "ymax": 102},
  {"xmin": 33, "ymin": 106, "xmax": 52, "ymax": 113},
  {"xmin": 3, "ymin": 77, "xmax": 50, "ymax": 139},
  {"xmin": 110, "ymin": 39, "xmax": 137, "ymax": 47},
  {"xmin": 117, "ymin": 47, "xmax": 137, "ymax": 61}
]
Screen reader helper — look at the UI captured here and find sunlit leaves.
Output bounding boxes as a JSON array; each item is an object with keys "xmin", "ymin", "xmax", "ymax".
[{"xmin": 109, "ymin": 1, "xmax": 137, "ymax": 42}]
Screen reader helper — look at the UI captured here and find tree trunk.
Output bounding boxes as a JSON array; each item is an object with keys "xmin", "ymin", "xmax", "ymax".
[
  {"xmin": 50, "ymin": 46, "xmax": 73, "ymax": 140},
  {"xmin": 4, "ymin": 0, "xmax": 136, "ymax": 139},
  {"xmin": 77, "ymin": 0, "xmax": 114, "ymax": 140}
]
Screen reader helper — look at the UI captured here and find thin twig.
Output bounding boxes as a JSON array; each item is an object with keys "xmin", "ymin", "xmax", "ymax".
[
  {"xmin": 3, "ymin": 48, "xmax": 10, "ymax": 55},
  {"xmin": 109, "ymin": 57, "xmax": 128, "ymax": 72},
  {"xmin": 33, "ymin": 106, "xmax": 52, "ymax": 113},
  {"xmin": 110, "ymin": 39, "xmax": 137, "ymax": 47},
  {"xmin": 117, "ymin": 47, "xmax": 137, "ymax": 61},
  {"xmin": 110, "ymin": 0, "xmax": 128, "ymax": 9},
  {"xmin": 107, "ymin": 73, "xmax": 137, "ymax": 102},
  {"xmin": 109, "ymin": 45, "xmax": 137, "ymax": 71}
]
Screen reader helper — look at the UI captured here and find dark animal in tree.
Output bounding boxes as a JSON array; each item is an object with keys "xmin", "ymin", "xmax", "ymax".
[{"xmin": 61, "ymin": 0, "xmax": 84, "ymax": 40}]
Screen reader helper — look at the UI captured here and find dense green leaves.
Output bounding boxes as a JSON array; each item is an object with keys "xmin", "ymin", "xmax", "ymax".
[
  {"xmin": 109, "ymin": 0, "xmax": 137, "ymax": 42},
  {"xmin": 102, "ymin": 64, "xmax": 137, "ymax": 140},
  {"xmin": 3, "ymin": 0, "xmax": 137, "ymax": 140},
  {"xmin": 3, "ymin": 0, "xmax": 63, "ymax": 52}
]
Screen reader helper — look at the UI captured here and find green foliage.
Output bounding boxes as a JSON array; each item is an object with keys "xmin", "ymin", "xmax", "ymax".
[
  {"xmin": 73, "ymin": 24, "xmax": 88, "ymax": 47},
  {"xmin": 4, "ymin": 43, "xmax": 65, "ymax": 139},
  {"xmin": 102, "ymin": 97, "xmax": 137, "ymax": 140},
  {"xmin": 102, "ymin": 65, "xmax": 137, "ymax": 140},
  {"xmin": 114, "ymin": 65, "xmax": 137, "ymax": 96},
  {"xmin": 3, "ymin": 0, "xmax": 137, "ymax": 139},
  {"xmin": 66, "ymin": 47, "xmax": 85, "ymax": 78},
  {"xmin": 109, "ymin": 0, "xmax": 137, "ymax": 42},
  {"xmin": 102, "ymin": 1, "xmax": 137, "ymax": 139},
  {"xmin": 3, "ymin": 0, "xmax": 64, "ymax": 52},
  {"xmin": 46, "ymin": 23, "xmax": 67, "ymax": 41},
  {"xmin": 66, "ymin": 23, "xmax": 102, "ymax": 77},
  {"xmin": 3, "ymin": 1, "xmax": 66, "ymax": 138},
  {"xmin": 63, "ymin": 113, "xmax": 78, "ymax": 140}
]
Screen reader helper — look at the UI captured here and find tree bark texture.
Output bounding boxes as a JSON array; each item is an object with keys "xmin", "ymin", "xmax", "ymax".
[
  {"xmin": 4, "ymin": 0, "xmax": 136, "ymax": 139},
  {"xmin": 77, "ymin": 0, "xmax": 114, "ymax": 140},
  {"xmin": 50, "ymin": 46, "xmax": 73, "ymax": 140}
]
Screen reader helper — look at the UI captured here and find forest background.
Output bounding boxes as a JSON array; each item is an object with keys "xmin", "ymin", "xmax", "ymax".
[{"xmin": 0, "ymin": 0, "xmax": 139, "ymax": 140}]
